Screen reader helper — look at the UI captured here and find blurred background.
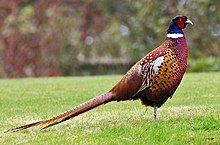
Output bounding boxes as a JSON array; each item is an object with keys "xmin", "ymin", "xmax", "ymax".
[{"xmin": 0, "ymin": 0, "xmax": 219, "ymax": 78}]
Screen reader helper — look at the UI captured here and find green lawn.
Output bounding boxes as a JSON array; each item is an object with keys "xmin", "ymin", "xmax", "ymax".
[{"xmin": 0, "ymin": 73, "xmax": 220, "ymax": 144}]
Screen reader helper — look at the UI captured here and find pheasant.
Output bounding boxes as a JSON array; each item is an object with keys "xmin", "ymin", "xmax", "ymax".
[{"xmin": 7, "ymin": 15, "xmax": 193, "ymax": 132}]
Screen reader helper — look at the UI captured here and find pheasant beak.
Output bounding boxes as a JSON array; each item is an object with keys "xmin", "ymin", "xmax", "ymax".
[{"xmin": 185, "ymin": 19, "xmax": 193, "ymax": 25}]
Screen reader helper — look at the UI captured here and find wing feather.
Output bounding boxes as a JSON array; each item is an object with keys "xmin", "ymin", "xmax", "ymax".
[{"xmin": 136, "ymin": 56, "xmax": 164, "ymax": 94}]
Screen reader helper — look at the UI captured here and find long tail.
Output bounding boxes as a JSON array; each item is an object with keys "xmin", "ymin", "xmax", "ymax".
[{"xmin": 6, "ymin": 92, "xmax": 115, "ymax": 133}]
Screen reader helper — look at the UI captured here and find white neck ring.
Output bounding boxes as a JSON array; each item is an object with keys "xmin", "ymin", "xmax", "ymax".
[{"xmin": 167, "ymin": 33, "xmax": 183, "ymax": 38}]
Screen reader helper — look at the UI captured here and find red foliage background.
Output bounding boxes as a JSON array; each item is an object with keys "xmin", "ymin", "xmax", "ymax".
[
  {"xmin": 0, "ymin": 0, "xmax": 105, "ymax": 77},
  {"xmin": 0, "ymin": 0, "xmax": 219, "ymax": 77}
]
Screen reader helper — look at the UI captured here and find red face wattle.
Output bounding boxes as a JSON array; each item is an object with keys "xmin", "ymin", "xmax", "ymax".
[{"xmin": 174, "ymin": 16, "xmax": 188, "ymax": 29}]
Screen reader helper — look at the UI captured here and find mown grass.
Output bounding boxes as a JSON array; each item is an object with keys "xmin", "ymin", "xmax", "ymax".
[{"xmin": 0, "ymin": 72, "xmax": 220, "ymax": 144}]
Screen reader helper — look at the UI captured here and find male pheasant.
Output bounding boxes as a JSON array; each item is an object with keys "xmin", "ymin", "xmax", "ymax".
[{"xmin": 7, "ymin": 16, "xmax": 193, "ymax": 132}]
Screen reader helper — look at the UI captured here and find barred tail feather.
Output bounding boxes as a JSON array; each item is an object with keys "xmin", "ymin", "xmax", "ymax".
[{"xmin": 6, "ymin": 92, "xmax": 115, "ymax": 133}]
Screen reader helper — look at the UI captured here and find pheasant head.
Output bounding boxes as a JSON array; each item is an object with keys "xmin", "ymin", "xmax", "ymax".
[{"xmin": 167, "ymin": 16, "xmax": 193, "ymax": 35}]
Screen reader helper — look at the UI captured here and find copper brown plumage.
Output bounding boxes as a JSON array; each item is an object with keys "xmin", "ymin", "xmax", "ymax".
[{"xmin": 7, "ymin": 16, "xmax": 193, "ymax": 132}]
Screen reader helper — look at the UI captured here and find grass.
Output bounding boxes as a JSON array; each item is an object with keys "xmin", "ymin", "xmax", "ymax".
[{"xmin": 0, "ymin": 72, "xmax": 220, "ymax": 144}]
